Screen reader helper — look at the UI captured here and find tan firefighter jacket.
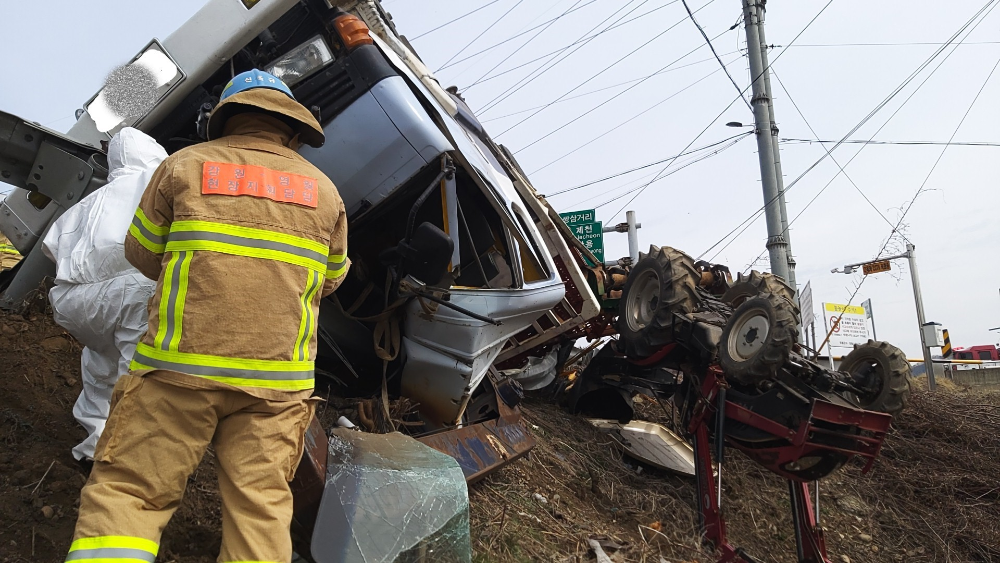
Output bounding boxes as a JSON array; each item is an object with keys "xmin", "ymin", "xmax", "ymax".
[{"xmin": 125, "ymin": 103, "xmax": 348, "ymax": 400}]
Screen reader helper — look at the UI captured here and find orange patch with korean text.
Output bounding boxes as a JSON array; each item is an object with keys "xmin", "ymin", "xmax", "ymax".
[{"xmin": 202, "ymin": 162, "xmax": 318, "ymax": 208}]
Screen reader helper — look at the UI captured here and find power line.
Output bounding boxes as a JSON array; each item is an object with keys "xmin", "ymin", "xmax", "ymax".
[
  {"xmin": 465, "ymin": 0, "xmax": 587, "ymax": 89},
  {"xmin": 459, "ymin": 1, "xmax": 678, "ymax": 89},
  {"xmin": 437, "ymin": 1, "xmax": 600, "ymax": 71},
  {"xmin": 810, "ymin": 49, "xmax": 1000, "ymax": 338},
  {"xmin": 780, "ymin": 138, "xmax": 1000, "ymax": 147},
  {"xmin": 769, "ymin": 68, "xmax": 903, "ymax": 238},
  {"xmin": 591, "ymin": 134, "xmax": 750, "ymax": 210},
  {"xmin": 410, "ymin": 0, "xmax": 503, "ymax": 41},
  {"xmin": 513, "ymin": 26, "xmax": 733, "ymax": 153},
  {"xmin": 703, "ymin": 0, "xmax": 1000, "ymax": 266},
  {"xmin": 788, "ymin": 41, "xmax": 1000, "ymax": 48},
  {"xmin": 605, "ymin": 0, "xmax": 835, "ymax": 223},
  {"xmin": 528, "ymin": 54, "xmax": 742, "ymax": 173},
  {"xmin": 680, "ymin": 0, "xmax": 752, "ymax": 111},
  {"xmin": 436, "ymin": 0, "xmax": 527, "ymax": 72},
  {"xmin": 480, "ymin": 52, "xmax": 736, "ymax": 123},
  {"xmin": 497, "ymin": 0, "xmax": 718, "ymax": 137},
  {"xmin": 545, "ymin": 132, "xmax": 753, "ymax": 196},
  {"xmin": 476, "ymin": 0, "xmax": 654, "ymax": 114}
]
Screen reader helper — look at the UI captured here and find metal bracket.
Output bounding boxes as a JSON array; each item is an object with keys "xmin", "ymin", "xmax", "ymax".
[{"xmin": 27, "ymin": 142, "xmax": 94, "ymax": 208}]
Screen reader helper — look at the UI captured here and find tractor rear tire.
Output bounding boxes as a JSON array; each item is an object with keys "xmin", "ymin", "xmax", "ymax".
[
  {"xmin": 719, "ymin": 293, "xmax": 799, "ymax": 385},
  {"xmin": 723, "ymin": 270, "xmax": 800, "ymax": 320},
  {"xmin": 839, "ymin": 340, "xmax": 912, "ymax": 417},
  {"xmin": 617, "ymin": 245, "xmax": 701, "ymax": 359}
]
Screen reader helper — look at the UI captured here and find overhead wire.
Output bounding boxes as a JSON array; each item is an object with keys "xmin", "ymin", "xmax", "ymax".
[
  {"xmin": 680, "ymin": 0, "xmax": 752, "ymax": 111},
  {"xmin": 480, "ymin": 51, "xmax": 737, "ymax": 123},
  {"xmin": 603, "ymin": 0, "xmax": 835, "ymax": 223},
  {"xmin": 458, "ymin": 1, "xmax": 678, "ymax": 89},
  {"xmin": 815, "ymin": 50, "xmax": 1000, "ymax": 352},
  {"xmin": 410, "ymin": 0, "xmax": 503, "ymax": 41},
  {"xmin": 780, "ymin": 138, "xmax": 1000, "ymax": 147},
  {"xmin": 513, "ymin": 26, "xmax": 733, "ymax": 154},
  {"xmin": 527, "ymin": 51, "xmax": 744, "ymax": 173},
  {"xmin": 436, "ymin": 0, "xmax": 527, "ymax": 72},
  {"xmin": 464, "ymin": 0, "xmax": 587, "ymax": 89},
  {"xmin": 545, "ymin": 131, "xmax": 753, "ymax": 197},
  {"xmin": 588, "ymin": 134, "xmax": 750, "ymax": 209},
  {"xmin": 700, "ymin": 0, "xmax": 999, "ymax": 264},
  {"xmin": 495, "ymin": 0, "xmax": 718, "ymax": 136},
  {"xmin": 769, "ymin": 68, "xmax": 904, "ymax": 238},
  {"xmin": 437, "ymin": 1, "xmax": 601, "ymax": 71},
  {"xmin": 475, "ymin": 0, "xmax": 654, "ymax": 114}
]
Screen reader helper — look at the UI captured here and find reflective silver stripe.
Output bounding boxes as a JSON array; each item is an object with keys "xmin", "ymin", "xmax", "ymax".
[
  {"xmin": 161, "ymin": 251, "xmax": 188, "ymax": 351},
  {"xmin": 131, "ymin": 216, "xmax": 167, "ymax": 246},
  {"xmin": 168, "ymin": 230, "xmax": 327, "ymax": 265},
  {"xmin": 327, "ymin": 257, "xmax": 347, "ymax": 271},
  {"xmin": 297, "ymin": 271, "xmax": 321, "ymax": 361},
  {"xmin": 133, "ymin": 350, "xmax": 314, "ymax": 381},
  {"xmin": 66, "ymin": 547, "xmax": 156, "ymax": 562}
]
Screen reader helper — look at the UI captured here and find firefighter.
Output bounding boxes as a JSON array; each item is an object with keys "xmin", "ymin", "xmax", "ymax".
[{"xmin": 66, "ymin": 69, "xmax": 349, "ymax": 563}]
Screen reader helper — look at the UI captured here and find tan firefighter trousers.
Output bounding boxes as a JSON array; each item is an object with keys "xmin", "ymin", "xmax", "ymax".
[{"xmin": 67, "ymin": 373, "xmax": 317, "ymax": 563}]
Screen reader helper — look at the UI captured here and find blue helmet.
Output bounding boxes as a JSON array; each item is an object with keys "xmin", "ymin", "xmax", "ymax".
[{"xmin": 221, "ymin": 69, "xmax": 294, "ymax": 101}]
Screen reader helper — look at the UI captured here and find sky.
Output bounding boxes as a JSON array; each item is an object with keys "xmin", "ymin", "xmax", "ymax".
[{"xmin": 2, "ymin": 0, "xmax": 998, "ymax": 358}]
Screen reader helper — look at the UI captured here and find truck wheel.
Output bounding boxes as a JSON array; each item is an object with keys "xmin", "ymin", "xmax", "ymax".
[
  {"xmin": 723, "ymin": 270, "xmax": 800, "ymax": 320},
  {"xmin": 618, "ymin": 245, "xmax": 701, "ymax": 358},
  {"xmin": 719, "ymin": 293, "xmax": 798, "ymax": 385},
  {"xmin": 839, "ymin": 340, "xmax": 912, "ymax": 417}
]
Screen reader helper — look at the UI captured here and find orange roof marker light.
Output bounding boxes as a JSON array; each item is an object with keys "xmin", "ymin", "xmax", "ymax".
[{"xmin": 334, "ymin": 14, "xmax": 373, "ymax": 51}]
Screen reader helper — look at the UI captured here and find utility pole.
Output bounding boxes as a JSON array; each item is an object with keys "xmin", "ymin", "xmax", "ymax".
[
  {"xmin": 752, "ymin": 3, "xmax": 797, "ymax": 294},
  {"xmin": 906, "ymin": 243, "xmax": 937, "ymax": 390},
  {"xmin": 832, "ymin": 243, "xmax": 937, "ymax": 390},
  {"xmin": 742, "ymin": 0, "xmax": 792, "ymax": 287}
]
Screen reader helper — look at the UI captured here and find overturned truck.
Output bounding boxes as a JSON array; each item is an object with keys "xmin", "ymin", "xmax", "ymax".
[{"xmin": 0, "ymin": 1, "xmax": 912, "ymax": 561}]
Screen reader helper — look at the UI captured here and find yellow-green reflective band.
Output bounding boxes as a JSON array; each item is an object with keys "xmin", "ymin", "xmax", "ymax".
[
  {"xmin": 128, "ymin": 223, "xmax": 166, "ymax": 254},
  {"xmin": 132, "ymin": 343, "xmax": 314, "ymax": 390},
  {"xmin": 295, "ymin": 271, "xmax": 322, "ymax": 361},
  {"xmin": 67, "ymin": 536, "xmax": 158, "ymax": 562},
  {"xmin": 166, "ymin": 239, "xmax": 325, "ymax": 273},
  {"xmin": 154, "ymin": 252, "xmax": 185, "ymax": 349},
  {"xmin": 171, "ymin": 220, "xmax": 327, "ymax": 254},
  {"xmin": 170, "ymin": 252, "xmax": 193, "ymax": 352},
  {"xmin": 134, "ymin": 208, "xmax": 169, "ymax": 236},
  {"xmin": 326, "ymin": 263, "xmax": 348, "ymax": 279}
]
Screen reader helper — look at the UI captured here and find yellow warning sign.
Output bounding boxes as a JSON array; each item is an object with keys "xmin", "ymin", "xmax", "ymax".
[{"xmin": 823, "ymin": 303, "xmax": 866, "ymax": 315}]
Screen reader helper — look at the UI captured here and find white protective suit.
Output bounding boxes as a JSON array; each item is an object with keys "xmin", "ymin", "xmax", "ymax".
[{"xmin": 41, "ymin": 127, "xmax": 166, "ymax": 460}]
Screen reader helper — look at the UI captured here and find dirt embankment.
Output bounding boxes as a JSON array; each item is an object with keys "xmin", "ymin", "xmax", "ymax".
[{"xmin": 2, "ymin": 302, "xmax": 999, "ymax": 563}]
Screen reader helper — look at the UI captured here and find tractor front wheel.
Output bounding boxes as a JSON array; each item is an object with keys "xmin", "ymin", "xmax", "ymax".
[
  {"xmin": 718, "ymin": 293, "xmax": 799, "ymax": 385},
  {"xmin": 839, "ymin": 340, "xmax": 912, "ymax": 417}
]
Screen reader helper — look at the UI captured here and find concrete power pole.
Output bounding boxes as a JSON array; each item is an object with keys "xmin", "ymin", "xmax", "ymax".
[
  {"xmin": 742, "ymin": 0, "xmax": 794, "ymax": 288},
  {"xmin": 752, "ymin": 2, "xmax": 796, "ymax": 293}
]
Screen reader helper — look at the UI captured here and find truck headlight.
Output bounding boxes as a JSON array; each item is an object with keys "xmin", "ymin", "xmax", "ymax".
[
  {"xmin": 85, "ymin": 40, "xmax": 183, "ymax": 134},
  {"xmin": 265, "ymin": 36, "xmax": 334, "ymax": 87}
]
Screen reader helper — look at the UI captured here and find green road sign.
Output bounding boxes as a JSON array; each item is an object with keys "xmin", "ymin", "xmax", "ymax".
[
  {"xmin": 560, "ymin": 210, "xmax": 604, "ymax": 262},
  {"xmin": 559, "ymin": 209, "xmax": 596, "ymax": 225}
]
